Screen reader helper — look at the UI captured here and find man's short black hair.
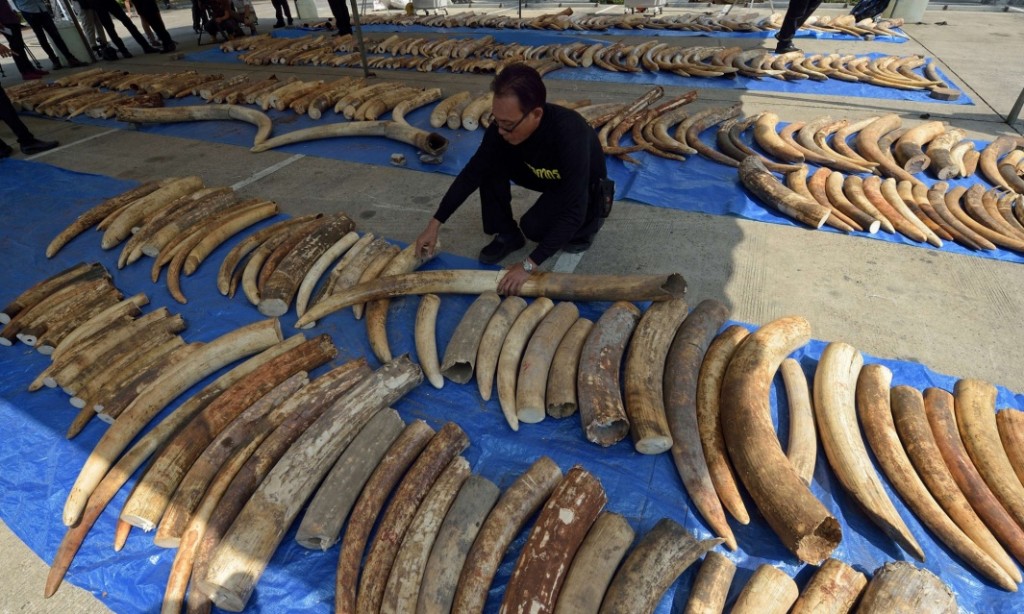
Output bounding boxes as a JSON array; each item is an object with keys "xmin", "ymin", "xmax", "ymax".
[{"xmin": 491, "ymin": 63, "xmax": 546, "ymax": 114}]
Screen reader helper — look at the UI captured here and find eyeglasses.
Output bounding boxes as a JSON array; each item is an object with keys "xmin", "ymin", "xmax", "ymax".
[{"xmin": 495, "ymin": 112, "xmax": 529, "ymax": 133}]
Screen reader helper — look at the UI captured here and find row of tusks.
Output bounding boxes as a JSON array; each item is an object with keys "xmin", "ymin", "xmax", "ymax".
[
  {"xmin": 44, "ymin": 176, "xmax": 284, "ymax": 302},
  {"xmin": 709, "ymin": 315, "xmax": 1024, "ymax": 592},
  {"xmin": 220, "ymin": 30, "xmax": 937, "ymax": 91},
  {"xmin": 358, "ymin": 9, "xmax": 908, "ymax": 40}
]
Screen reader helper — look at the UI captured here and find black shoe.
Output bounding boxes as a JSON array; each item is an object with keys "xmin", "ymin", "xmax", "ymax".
[
  {"xmin": 20, "ymin": 139, "xmax": 59, "ymax": 155},
  {"xmin": 51, "ymin": 59, "xmax": 64, "ymax": 70},
  {"xmin": 142, "ymin": 45, "xmax": 159, "ymax": 54},
  {"xmin": 273, "ymin": 20, "xmax": 285, "ymax": 28},
  {"xmin": 120, "ymin": 49, "xmax": 133, "ymax": 58},
  {"xmin": 563, "ymin": 233, "xmax": 595, "ymax": 254},
  {"xmin": 479, "ymin": 231, "xmax": 525, "ymax": 265},
  {"xmin": 160, "ymin": 42, "xmax": 177, "ymax": 53},
  {"xmin": 0, "ymin": 141, "xmax": 12, "ymax": 159},
  {"xmin": 287, "ymin": 17, "xmax": 293, "ymax": 25},
  {"xmin": 775, "ymin": 43, "xmax": 801, "ymax": 54},
  {"xmin": 68, "ymin": 57, "xmax": 88, "ymax": 67}
]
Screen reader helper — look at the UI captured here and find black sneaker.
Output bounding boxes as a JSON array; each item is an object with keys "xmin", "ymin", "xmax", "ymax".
[
  {"xmin": 0, "ymin": 141, "xmax": 13, "ymax": 159},
  {"xmin": 479, "ymin": 231, "xmax": 525, "ymax": 265},
  {"xmin": 775, "ymin": 43, "xmax": 801, "ymax": 54},
  {"xmin": 20, "ymin": 139, "xmax": 59, "ymax": 155},
  {"xmin": 273, "ymin": 20, "xmax": 286, "ymax": 28}
]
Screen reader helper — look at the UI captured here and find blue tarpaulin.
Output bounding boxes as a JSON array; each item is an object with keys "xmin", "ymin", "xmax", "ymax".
[{"xmin": 1, "ymin": 159, "xmax": 1023, "ymax": 613}]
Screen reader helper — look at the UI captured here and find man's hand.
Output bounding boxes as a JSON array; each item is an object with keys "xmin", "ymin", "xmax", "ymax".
[
  {"xmin": 498, "ymin": 260, "xmax": 534, "ymax": 296},
  {"xmin": 415, "ymin": 218, "xmax": 441, "ymax": 258}
]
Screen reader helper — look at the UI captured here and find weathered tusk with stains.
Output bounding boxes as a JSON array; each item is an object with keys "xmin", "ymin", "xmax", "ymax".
[
  {"xmin": 752, "ymin": 112, "xmax": 805, "ymax": 164},
  {"xmin": 856, "ymin": 366, "xmax": 1017, "ymax": 590},
  {"xmin": 117, "ymin": 104, "xmax": 274, "ymax": 146},
  {"xmin": 855, "ymin": 114, "xmax": 921, "ymax": 185},
  {"xmin": 786, "ymin": 165, "xmax": 855, "ymax": 232},
  {"xmin": 2, "ymin": 262, "xmax": 101, "ymax": 325},
  {"xmin": 101, "ymin": 176, "xmax": 205, "ymax": 250},
  {"xmin": 414, "ymin": 294, "xmax": 445, "ymax": 389},
  {"xmin": 893, "ymin": 120, "xmax": 946, "ymax": 173},
  {"xmin": 251, "ymin": 120, "xmax": 449, "ymax": 157},
  {"xmin": 297, "ymin": 270, "xmax": 685, "ymax": 328},
  {"xmin": 365, "ymin": 242, "xmax": 438, "ymax": 363},
  {"xmin": 306, "ymin": 234, "xmax": 383, "ymax": 316},
  {"xmin": 350, "ymin": 244, "xmax": 401, "ymax": 320},
  {"xmin": 241, "ymin": 217, "xmax": 325, "ymax": 305},
  {"xmin": 926, "ymin": 128, "xmax": 968, "ymax": 179},
  {"xmin": 814, "ymin": 343, "xmax": 922, "ymax": 560},
  {"xmin": 979, "ymin": 136, "xmax": 1024, "ymax": 192},
  {"xmin": 842, "ymin": 175, "xmax": 895, "ymax": 233},
  {"xmin": 62, "ymin": 318, "xmax": 284, "ymax": 527},
  {"xmin": 217, "ymin": 214, "xmax": 322, "ymax": 296},
  {"xmin": 451, "ymin": 457, "xmax": 563, "ymax": 614},
  {"xmin": 578, "ymin": 301, "xmax": 640, "ymax": 446},
  {"xmin": 183, "ymin": 199, "xmax": 281, "ymax": 275},
  {"xmin": 891, "ymin": 385, "xmax": 1021, "ymax": 582},
  {"xmin": 46, "ymin": 182, "xmax": 169, "ymax": 258},
  {"xmin": 790, "ymin": 558, "xmax": 867, "ymax": 614},
  {"xmin": 696, "ymin": 325, "xmax": 751, "ymax": 525},
  {"xmin": 554, "ymin": 512, "xmax": 634, "ymax": 614},
  {"xmin": 739, "ymin": 157, "xmax": 830, "ymax": 229},
  {"xmin": 497, "ymin": 297, "xmax": 555, "ymax": 430},
  {"xmin": 430, "ymin": 91, "xmax": 471, "ymax": 128},
  {"xmin": 2, "ymin": 272, "xmax": 112, "ymax": 347},
  {"xmin": 996, "ymin": 408, "xmax": 1024, "ymax": 487},
  {"xmin": 856, "ymin": 562, "xmax": 958, "ymax": 613},
  {"xmin": 295, "ymin": 231, "xmax": 360, "ymax": 317},
  {"xmin": 682, "ymin": 551, "xmax": 736, "ymax": 614},
  {"xmin": 721, "ymin": 316, "xmax": 841, "ymax": 564},
  {"xmin": 600, "ymin": 518, "xmax": 722, "ymax": 614},
  {"xmin": 516, "ymin": 301, "xmax": 579, "ymax": 424},
  {"xmin": 132, "ymin": 187, "xmax": 237, "ymax": 263},
  {"xmin": 730, "ymin": 564, "xmax": 799, "ymax": 614},
  {"xmin": 880, "ymin": 177, "xmax": 942, "ymax": 246},
  {"xmin": 926, "ymin": 389, "xmax": 1024, "ymax": 567},
  {"xmin": 781, "ymin": 358, "xmax": 817, "ymax": 486},
  {"xmin": 201, "ymin": 357, "xmax": 423, "ymax": 612},
  {"xmin": 861, "ymin": 176, "xmax": 928, "ymax": 242},
  {"xmin": 441, "ymin": 292, "xmax": 502, "ymax": 385},
  {"xmin": 43, "ymin": 292, "xmax": 149, "ymax": 369},
  {"xmin": 545, "ymin": 317, "xmax": 593, "ymax": 419},
  {"xmin": 502, "ymin": 465, "xmax": 607, "ymax": 614},
  {"xmin": 623, "ymin": 298, "xmax": 687, "ymax": 454}
]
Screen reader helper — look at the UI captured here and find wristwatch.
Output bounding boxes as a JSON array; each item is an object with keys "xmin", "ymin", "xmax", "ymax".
[{"xmin": 521, "ymin": 258, "xmax": 535, "ymax": 273}]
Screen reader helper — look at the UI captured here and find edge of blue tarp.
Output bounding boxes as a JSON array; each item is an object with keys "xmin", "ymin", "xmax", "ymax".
[{"xmin": 1, "ymin": 158, "xmax": 1023, "ymax": 614}]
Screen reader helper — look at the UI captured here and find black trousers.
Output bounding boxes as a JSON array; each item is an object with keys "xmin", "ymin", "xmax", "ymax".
[
  {"xmin": 776, "ymin": 0, "xmax": 824, "ymax": 44},
  {"xmin": 131, "ymin": 0, "xmax": 174, "ymax": 47},
  {"xmin": 20, "ymin": 11, "xmax": 79, "ymax": 64},
  {"xmin": 271, "ymin": 0, "xmax": 291, "ymax": 23},
  {"xmin": 477, "ymin": 171, "xmax": 603, "ymax": 244},
  {"xmin": 1, "ymin": 23, "xmax": 37, "ymax": 75},
  {"xmin": 0, "ymin": 86, "xmax": 35, "ymax": 145},
  {"xmin": 326, "ymin": 0, "xmax": 351, "ymax": 34},
  {"xmin": 93, "ymin": 0, "xmax": 153, "ymax": 50}
]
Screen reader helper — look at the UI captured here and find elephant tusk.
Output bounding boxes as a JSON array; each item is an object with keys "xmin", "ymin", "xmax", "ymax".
[
  {"xmin": 752, "ymin": 112, "xmax": 805, "ymax": 164},
  {"xmin": 857, "ymin": 366, "xmax": 1017, "ymax": 590},
  {"xmin": 2, "ymin": 273, "xmax": 112, "ymax": 347},
  {"xmin": 431, "ymin": 91, "xmax": 471, "ymax": 128},
  {"xmin": 808, "ymin": 167, "xmax": 869, "ymax": 232},
  {"xmin": 841, "ymin": 175, "xmax": 895, "ymax": 233},
  {"xmin": 721, "ymin": 316, "xmax": 841, "ymax": 564},
  {"xmin": 781, "ymin": 358, "xmax": 817, "ymax": 486},
  {"xmin": 978, "ymin": 136, "xmax": 1024, "ymax": 192},
  {"xmin": 497, "ymin": 297, "xmax": 555, "ymax": 430},
  {"xmin": 1, "ymin": 262, "xmax": 101, "ymax": 325},
  {"xmin": 100, "ymin": 176, "xmax": 205, "ymax": 250},
  {"xmin": 926, "ymin": 128, "xmax": 968, "ymax": 180},
  {"xmin": 294, "ymin": 231, "xmax": 360, "ymax": 317},
  {"xmin": 855, "ymin": 114, "xmax": 922, "ymax": 185},
  {"xmin": 451, "ymin": 457, "xmax": 563, "ymax": 614},
  {"xmin": 856, "ymin": 562, "xmax": 958, "ymax": 613},
  {"xmin": 730, "ymin": 564, "xmax": 799, "ymax": 614},
  {"xmin": 516, "ymin": 301, "xmax": 580, "ymax": 425},
  {"xmin": 950, "ymin": 185, "xmax": 1024, "ymax": 252},
  {"xmin": 996, "ymin": 409, "xmax": 1024, "ymax": 487},
  {"xmin": 392, "ymin": 87, "xmax": 443, "ymax": 126},
  {"xmin": 684, "ymin": 104, "xmax": 742, "ymax": 167},
  {"xmin": 217, "ymin": 214, "xmax": 321, "ymax": 296},
  {"xmin": 471, "ymin": 295, "xmax": 527, "ymax": 401},
  {"xmin": 117, "ymin": 104, "xmax": 274, "ymax": 147},
  {"xmin": 932, "ymin": 184, "xmax": 997, "ymax": 250},
  {"xmin": 891, "ymin": 385, "xmax": 1021, "ymax": 582},
  {"xmin": 305, "ymin": 234, "xmax": 382, "ymax": 320},
  {"xmin": 241, "ymin": 217, "xmax": 327, "ymax": 306},
  {"xmin": 250, "ymin": 120, "xmax": 449, "ymax": 157},
  {"xmin": 682, "ymin": 551, "xmax": 736, "ymax": 614},
  {"xmin": 786, "ymin": 166, "xmax": 855, "ymax": 232},
  {"xmin": 554, "ymin": 512, "xmax": 634, "ymax": 614},
  {"xmin": 545, "ymin": 317, "xmax": 593, "ymax": 419},
  {"xmin": 862, "ymin": 176, "xmax": 929, "ymax": 242},
  {"xmin": 41, "ymin": 292, "xmax": 148, "ymax": 369},
  {"xmin": 440, "ymin": 292, "xmax": 502, "ymax": 385},
  {"xmin": 364, "ymin": 242, "xmax": 438, "ymax": 363},
  {"xmin": 184, "ymin": 199, "xmax": 281, "ymax": 276},
  {"xmin": 790, "ymin": 558, "xmax": 867, "ymax": 614},
  {"xmin": 46, "ymin": 182, "xmax": 169, "ymax": 258},
  {"xmin": 739, "ymin": 157, "xmax": 831, "ymax": 229},
  {"xmin": 578, "ymin": 301, "xmax": 639, "ymax": 446},
  {"xmin": 814, "ymin": 343, "xmax": 922, "ymax": 560},
  {"xmin": 295, "ymin": 270, "xmax": 686, "ymax": 328},
  {"xmin": 413, "ymin": 294, "xmax": 445, "ymax": 389},
  {"xmin": 893, "ymin": 120, "xmax": 947, "ymax": 174},
  {"xmin": 601, "ymin": 518, "xmax": 722, "ymax": 614},
  {"xmin": 898, "ymin": 179, "xmax": 951, "ymax": 241},
  {"xmin": 501, "ymin": 466, "xmax": 607, "ymax": 614},
  {"xmin": 131, "ymin": 187, "xmax": 237, "ymax": 264},
  {"xmin": 350, "ymin": 244, "xmax": 401, "ymax": 320}
]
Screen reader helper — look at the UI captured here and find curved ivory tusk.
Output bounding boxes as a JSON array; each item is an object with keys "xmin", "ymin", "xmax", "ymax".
[
  {"xmin": 516, "ymin": 301, "xmax": 579, "ymax": 424},
  {"xmin": 684, "ymin": 104, "xmax": 743, "ymax": 167},
  {"xmin": 979, "ymin": 136, "xmax": 1023, "ymax": 192},
  {"xmin": 856, "ymin": 366, "xmax": 1017, "ymax": 590},
  {"xmin": 730, "ymin": 564, "xmax": 799, "ymax": 614},
  {"xmin": 451, "ymin": 457, "xmax": 563, "ymax": 614},
  {"xmin": 461, "ymin": 92, "xmax": 493, "ymax": 131},
  {"xmin": 554, "ymin": 512, "xmax": 634, "ymax": 614},
  {"xmin": 497, "ymin": 297, "xmax": 555, "ymax": 431},
  {"xmin": 350, "ymin": 244, "xmax": 401, "ymax": 321},
  {"xmin": 440, "ymin": 292, "xmax": 503, "ymax": 385},
  {"xmin": 861, "ymin": 176, "xmax": 928, "ymax": 242},
  {"xmin": 101, "ymin": 177, "xmax": 205, "ymax": 251},
  {"xmin": 430, "ymin": 91, "xmax": 471, "ymax": 128},
  {"xmin": 752, "ymin": 112, "xmax": 805, "ymax": 164},
  {"xmin": 217, "ymin": 215, "xmax": 322, "ymax": 296},
  {"xmin": 257, "ymin": 217, "xmax": 334, "ymax": 301},
  {"xmin": 996, "ymin": 409, "xmax": 1024, "ymax": 487},
  {"xmin": 475, "ymin": 296, "xmax": 529, "ymax": 402},
  {"xmin": 890, "ymin": 386, "xmax": 1021, "ymax": 582},
  {"xmin": 295, "ymin": 231, "xmax": 360, "ymax": 317},
  {"xmin": 46, "ymin": 182, "xmax": 168, "ymax": 258},
  {"xmin": 893, "ymin": 120, "xmax": 946, "ymax": 173},
  {"xmin": 62, "ymin": 318, "xmax": 284, "ymax": 527},
  {"xmin": 414, "ymin": 294, "xmax": 445, "ymax": 389},
  {"xmin": 578, "ymin": 301, "xmax": 640, "ymax": 446},
  {"xmin": 2, "ymin": 272, "xmax": 112, "ymax": 347},
  {"xmin": 241, "ymin": 218, "xmax": 325, "ymax": 305},
  {"xmin": 545, "ymin": 317, "xmax": 593, "ymax": 419},
  {"xmin": 295, "ymin": 270, "xmax": 686, "ymax": 328},
  {"xmin": 133, "ymin": 188, "xmax": 237, "ymax": 262},
  {"xmin": 740, "ymin": 157, "xmax": 830, "ymax": 228},
  {"xmin": 250, "ymin": 120, "xmax": 449, "ymax": 157},
  {"xmin": 117, "ymin": 104, "xmax": 274, "ymax": 146},
  {"xmin": 956, "ymin": 379, "xmax": 1024, "ymax": 531},
  {"xmin": 814, "ymin": 343, "xmax": 922, "ymax": 560},
  {"xmin": 306, "ymin": 235, "xmax": 386, "ymax": 320},
  {"xmin": 681, "ymin": 551, "xmax": 736, "ymax": 614},
  {"xmin": 902, "ymin": 180, "xmax": 953, "ymax": 241},
  {"xmin": 781, "ymin": 358, "xmax": 817, "ymax": 486},
  {"xmin": 184, "ymin": 199, "xmax": 281, "ymax": 275},
  {"xmin": 501, "ymin": 466, "xmax": 607, "ymax": 614},
  {"xmin": 842, "ymin": 175, "xmax": 895, "ymax": 234},
  {"xmin": 1, "ymin": 262, "xmax": 100, "ymax": 325},
  {"xmin": 926, "ymin": 128, "xmax": 968, "ymax": 180},
  {"xmin": 822, "ymin": 171, "xmax": 881, "ymax": 233},
  {"xmin": 855, "ymin": 114, "xmax": 922, "ymax": 185},
  {"xmin": 786, "ymin": 165, "xmax": 854, "ymax": 232},
  {"xmin": 880, "ymin": 177, "xmax": 943, "ymax": 246},
  {"xmin": 926, "ymin": 389, "xmax": 1024, "ymax": 567},
  {"xmin": 259, "ymin": 214, "xmax": 356, "ymax": 317},
  {"xmin": 44, "ymin": 292, "xmax": 148, "ymax": 370},
  {"xmin": 623, "ymin": 298, "xmax": 688, "ymax": 454},
  {"xmin": 600, "ymin": 518, "xmax": 722, "ymax": 614},
  {"xmin": 856, "ymin": 562, "xmax": 957, "ymax": 613},
  {"xmin": 790, "ymin": 558, "xmax": 867, "ymax": 614},
  {"xmin": 365, "ymin": 242, "xmax": 439, "ymax": 363},
  {"xmin": 202, "ymin": 357, "xmax": 424, "ymax": 613},
  {"xmin": 721, "ymin": 316, "xmax": 841, "ymax": 564},
  {"xmin": 44, "ymin": 335, "xmax": 307, "ymax": 598},
  {"xmin": 664, "ymin": 299, "xmax": 736, "ymax": 549},
  {"xmin": 696, "ymin": 325, "xmax": 751, "ymax": 525},
  {"xmin": 392, "ymin": 87, "xmax": 443, "ymax": 126}
]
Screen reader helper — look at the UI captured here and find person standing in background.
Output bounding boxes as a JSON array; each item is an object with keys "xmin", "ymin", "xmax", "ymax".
[
  {"xmin": 0, "ymin": 0, "xmax": 48, "ymax": 78},
  {"xmin": 774, "ymin": 0, "xmax": 823, "ymax": 54},
  {"xmin": 0, "ymin": 43, "xmax": 60, "ymax": 157},
  {"xmin": 326, "ymin": 0, "xmax": 350, "ymax": 35},
  {"xmin": 11, "ymin": 0, "xmax": 87, "ymax": 69}
]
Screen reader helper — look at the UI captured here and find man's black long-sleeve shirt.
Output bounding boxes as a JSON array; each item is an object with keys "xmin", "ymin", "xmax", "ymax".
[{"xmin": 434, "ymin": 103, "xmax": 606, "ymax": 265}]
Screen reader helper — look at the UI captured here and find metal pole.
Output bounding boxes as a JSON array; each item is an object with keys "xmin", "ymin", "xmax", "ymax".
[
  {"xmin": 518, "ymin": 0, "xmax": 521, "ymax": 19},
  {"xmin": 348, "ymin": 0, "xmax": 373, "ymax": 79},
  {"xmin": 1008, "ymin": 86, "xmax": 1024, "ymax": 127},
  {"xmin": 54, "ymin": 0, "xmax": 97, "ymax": 63}
]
